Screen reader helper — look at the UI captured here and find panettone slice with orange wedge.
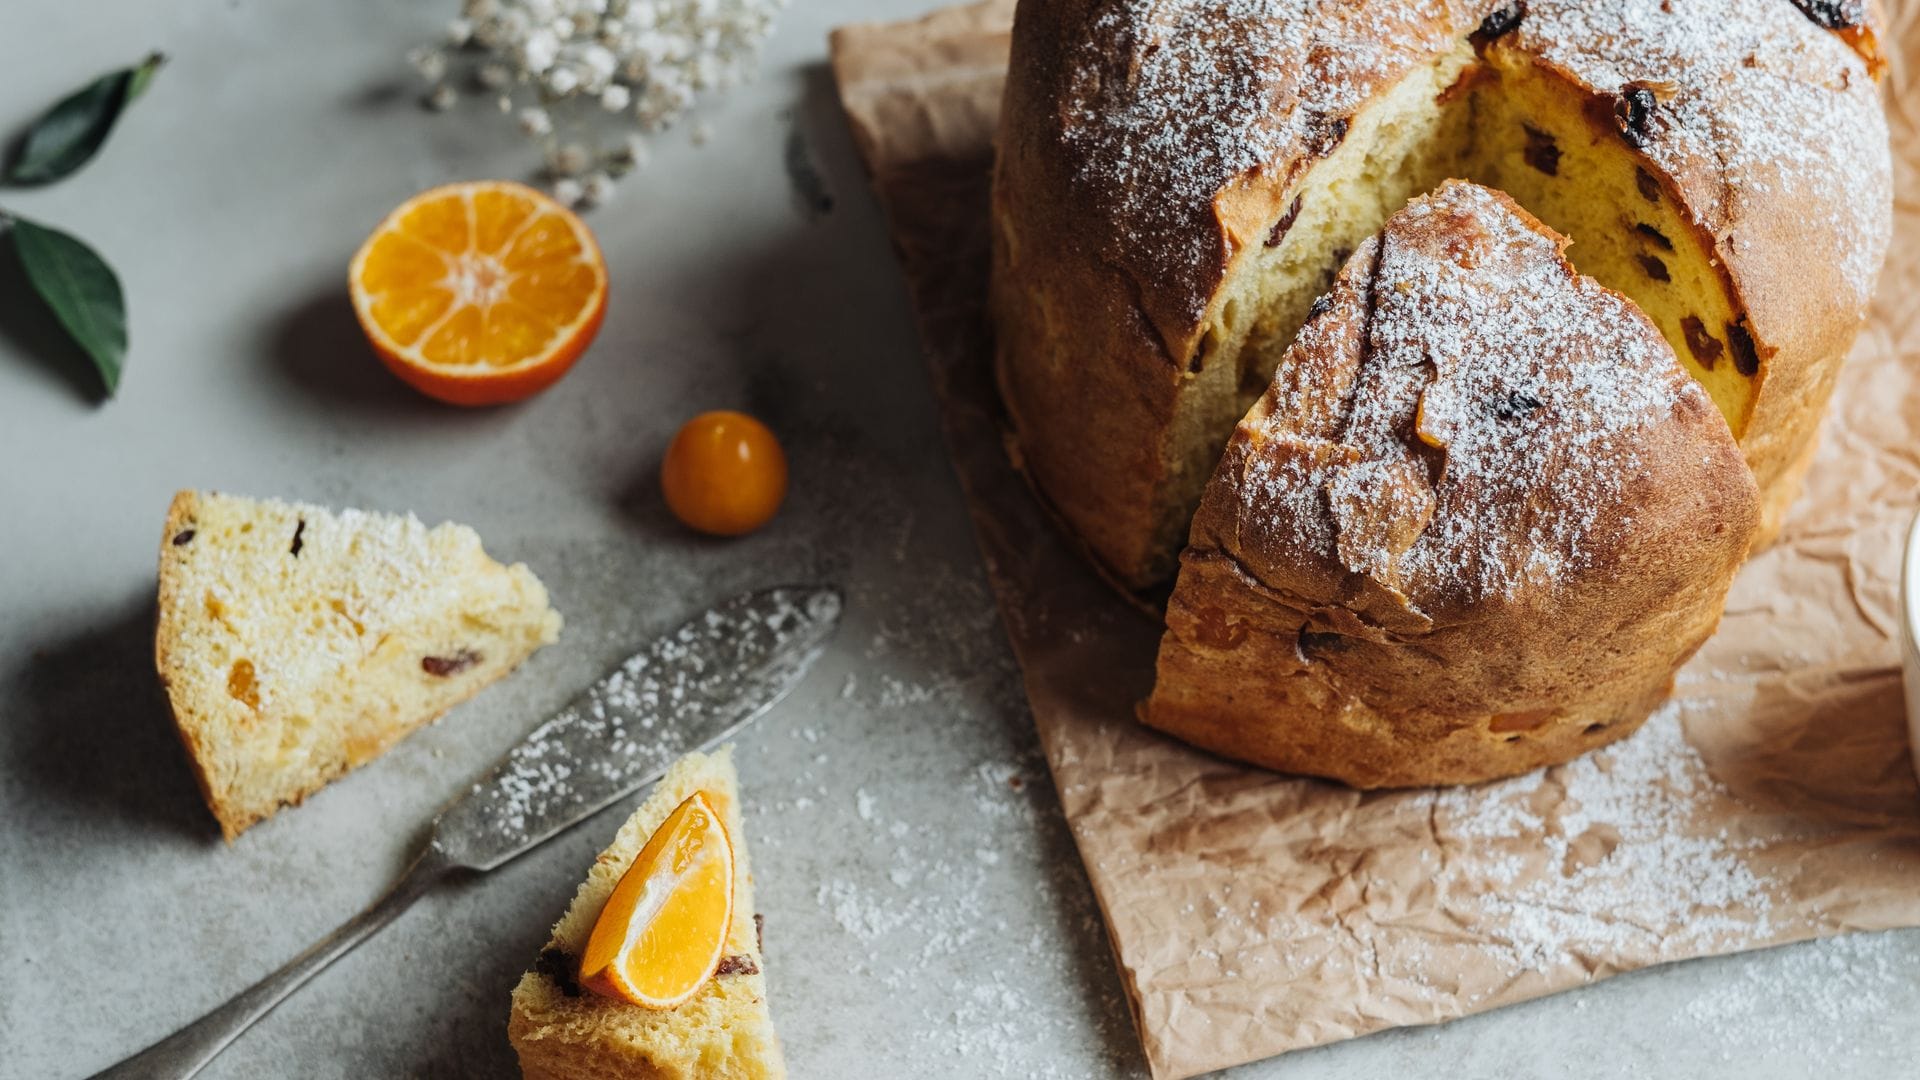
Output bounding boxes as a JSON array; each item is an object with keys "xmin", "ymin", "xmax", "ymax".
[{"xmin": 509, "ymin": 747, "xmax": 786, "ymax": 1080}]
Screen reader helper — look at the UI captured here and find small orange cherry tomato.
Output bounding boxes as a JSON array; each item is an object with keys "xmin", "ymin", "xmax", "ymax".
[{"xmin": 661, "ymin": 410, "xmax": 788, "ymax": 537}]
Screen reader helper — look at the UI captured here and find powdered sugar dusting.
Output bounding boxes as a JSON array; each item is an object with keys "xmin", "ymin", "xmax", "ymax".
[
  {"xmin": 804, "ymin": 759, "xmax": 1112, "ymax": 1078},
  {"xmin": 1431, "ymin": 697, "xmax": 1774, "ymax": 972},
  {"xmin": 1239, "ymin": 182, "xmax": 1690, "ymax": 605},
  {"xmin": 429, "ymin": 587, "xmax": 838, "ymax": 867},
  {"xmin": 1052, "ymin": 0, "xmax": 1888, "ymax": 316},
  {"xmin": 1679, "ymin": 932, "xmax": 1913, "ymax": 1064},
  {"xmin": 1513, "ymin": 0, "xmax": 1891, "ymax": 303},
  {"xmin": 1153, "ymin": 698, "xmax": 1791, "ymax": 1009},
  {"xmin": 165, "ymin": 492, "xmax": 554, "ymax": 714},
  {"xmin": 1060, "ymin": 0, "xmax": 1461, "ymax": 316},
  {"xmin": 739, "ymin": 565, "xmax": 1132, "ymax": 1077}
]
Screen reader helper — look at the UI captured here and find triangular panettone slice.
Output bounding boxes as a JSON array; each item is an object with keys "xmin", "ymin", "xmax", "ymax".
[
  {"xmin": 509, "ymin": 747, "xmax": 786, "ymax": 1080},
  {"xmin": 155, "ymin": 490, "xmax": 562, "ymax": 840}
]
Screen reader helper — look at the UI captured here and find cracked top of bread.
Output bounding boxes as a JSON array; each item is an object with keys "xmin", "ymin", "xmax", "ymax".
[
  {"xmin": 1144, "ymin": 182, "xmax": 1760, "ymax": 786},
  {"xmin": 1017, "ymin": 0, "xmax": 1885, "ymax": 344},
  {"xmin": 991, "ymin": 0, "xmax": 1891, "ymax": 588}
]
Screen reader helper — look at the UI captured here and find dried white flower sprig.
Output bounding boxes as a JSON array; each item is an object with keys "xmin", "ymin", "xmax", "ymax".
[{"xmin": 411, "ymin": 0, "xmax": 787, "ymax": 208}]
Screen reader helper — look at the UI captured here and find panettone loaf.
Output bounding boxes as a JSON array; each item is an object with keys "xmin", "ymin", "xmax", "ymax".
[
  {"xmin": 990, "ymin": 0, "xmax": 1891, "ymax": 589},
  {"xmin": 155, "ymin": 491, "xmax": 561, "ymax": 839},
  {"xmin": 1143, "ymin": 183, "xmax": 1759, "ymax": 787}
]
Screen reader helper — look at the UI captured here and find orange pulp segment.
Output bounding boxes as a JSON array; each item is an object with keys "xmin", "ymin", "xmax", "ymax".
[
  {"xmin": 348, "ymin": 180, "xmax": 607, "ymax": 406},
  {"xmin": 578, "ymin": 791, "xmax": 734, "ymax": 1009}
]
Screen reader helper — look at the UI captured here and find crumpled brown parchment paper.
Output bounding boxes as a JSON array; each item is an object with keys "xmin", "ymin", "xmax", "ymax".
[{"xmin": 828, "ymin": 3, "xmax": 1920, "ymax": 1076}]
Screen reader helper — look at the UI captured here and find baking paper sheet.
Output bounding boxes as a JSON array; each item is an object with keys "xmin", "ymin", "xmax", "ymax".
[{"xmin": 828, "ymin": 3, "xmax": 1920, "ymax": 1075}]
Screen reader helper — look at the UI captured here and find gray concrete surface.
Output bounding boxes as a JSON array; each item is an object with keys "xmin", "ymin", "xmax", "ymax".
[{"xmin": 2, "ymin": 2, "xmax": 1916, "ymax": 1077}]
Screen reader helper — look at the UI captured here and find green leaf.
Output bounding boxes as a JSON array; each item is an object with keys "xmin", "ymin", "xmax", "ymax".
[
  {"xmin": 7, "ymin": 216, "xmax": 127, "ymax": 394},
  {"xmin": 6, "ymin": 52, "xmax": 165, "ymax": 186}
]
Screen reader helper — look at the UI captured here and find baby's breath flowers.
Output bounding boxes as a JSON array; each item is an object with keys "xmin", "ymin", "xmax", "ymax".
[{"xmin": 413, "ymin": 0, "xmax": 787, "ymax": 208}]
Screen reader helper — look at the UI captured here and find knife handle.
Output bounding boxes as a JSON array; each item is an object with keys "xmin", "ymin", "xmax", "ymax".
[{"xmin": 85, "ymin": 848, "xmax": 454, "ymax": 1080}]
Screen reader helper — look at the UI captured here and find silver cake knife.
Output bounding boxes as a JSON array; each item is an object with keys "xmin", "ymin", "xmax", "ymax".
[{"xmin": 89, "ymin": 584, "xmax": 843, "ymax": 1080}]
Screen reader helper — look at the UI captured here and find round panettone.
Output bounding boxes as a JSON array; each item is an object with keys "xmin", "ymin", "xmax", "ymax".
[
  {"xmin": 1142, "ymin": 183, "xmax": 1760, "ymax": 787},
  {"xmin": 989, "ymin": 0, "xmax": 1890, "ymax": 592}
]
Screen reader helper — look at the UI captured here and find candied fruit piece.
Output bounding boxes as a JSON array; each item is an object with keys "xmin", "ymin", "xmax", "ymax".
[
  {"xmin": 714, "ymin": 954, "xmax": 760, "ymax": 977},
  {"xmin": 1493, "ymin": 390, "xmax": 1544, "ymax": 420},
  {"xmin": 1790, "ymin": 0, "xmax": 1864, "ymax": 29},
  {"xmin": 1634, "ymin": 223, "xmax": 1674, "ymax": 251},
  {"xmin": 422, "ymin": 649, "xmax": 483, "ymax": 677},
  {"xmin": 1727, "ymin": 321, "xmax": 1761, "ymax": 377},
  {"xmin": 1521, "ymin": 124, "xmax": 1560, "ymax": 176},
  {"xmin": 1614, "ymin": 85, "xmax": 1658, "ymax": 148},
  {"xmin": 535, "ymin": 948, "xmax": 582, "ymax": 997},
  {"xmin": 228, "ymin": 659, "xmax": 261, "ymax": 710},
  {"xmin": 1265, "ymin": 194, "xmax": 1304, "ymax": 248},
  {"xmin": 1683, "ymin": 317, "xmax": 1725, "ymax": 368},
  {"xmin": 1472, "ymin": 0, "xmax": 1526, "ymax": 44},
  {"xmin": 1635, "ymin": 167, "xmax": 1661, "ymax": 203}
]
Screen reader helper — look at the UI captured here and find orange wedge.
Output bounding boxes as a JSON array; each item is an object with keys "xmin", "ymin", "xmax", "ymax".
[
  {"xmin": 348, "ymin": 180, "xmax": 607, "ymax": 406},
  {"xmin": 578, "ymin": 791, "xmax": 734, "ymax": 1009}
]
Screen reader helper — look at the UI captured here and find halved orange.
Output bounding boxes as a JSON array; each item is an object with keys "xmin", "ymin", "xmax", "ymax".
[
  {"xmin": 578, "ymin": 791, "xmax": 734, "ymax": 1009},
  {"xmin": 348, "ymin": 180, "xmax": 607, "ymax": 406}
]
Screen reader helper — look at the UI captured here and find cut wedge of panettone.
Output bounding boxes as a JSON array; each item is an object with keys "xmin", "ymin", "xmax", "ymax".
[
  {"xmin": 509, "ymin": 747, "xmax": 786, "ymax": 1080},
  {"xmin": 155, "ymin": 490, "xmax": 562, "ymax": 840},
  {"xmin": 1144, "ymin": 183, "xmax": 1759, "ymax": 787}
]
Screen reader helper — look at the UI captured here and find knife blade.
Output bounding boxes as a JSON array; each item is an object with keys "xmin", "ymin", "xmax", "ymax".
[
  {"xmin": 433, "ymin": 583, "xmax": 843, "ymax": 870},
  {"xmin": 88, "ymin": 583, "xmax": 841, "ymax": 1080}
]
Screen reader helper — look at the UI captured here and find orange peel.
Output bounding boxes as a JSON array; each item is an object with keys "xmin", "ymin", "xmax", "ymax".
[
  {"xmin": 348, "ymin": 180, "xmax": 607, "ymax": 406},
  {"xmin": 578, "ymin": 791, "xmax": 735, "ymax": 1009}
]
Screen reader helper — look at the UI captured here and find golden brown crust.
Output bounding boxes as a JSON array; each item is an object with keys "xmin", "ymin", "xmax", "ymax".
[
  {"xmin": 1143, "ymin": 184, "xmax": 1759, "ymax": 787},
  {"xmin": 155, "ymin": 491, "xmax": 243, "ymax": 839},
  {"xmin": 990, "ymin": 0, "xmax": 1890, "ymax": 586},
  {"xmin": 990, "ymin": 0, "xmax": 1486, "ymax": 587}
]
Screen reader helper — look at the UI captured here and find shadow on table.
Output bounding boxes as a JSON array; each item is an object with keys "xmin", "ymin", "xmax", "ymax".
[
  {"xmin": 383, "ymin": 877, "xmax": 547, "ymax": 1079},
  {"xmin": 260, "ymin": 285, "xmax": 451, "ymax": 416},
  {"xmin": 11, "ymin": 593, "xmax": 219, "ymax": 845},
  {"xmin": 345, "ymin": 76, "xmax": 414, "ymax": 113},
  {"xmin": 605, "ymin": 61, "xmax": 939, "ymax": 542},
  {"xmin": 0, "ymin": 236, "xmax": 109, "ymax": 405},
  {"xmin": 388, "ymin": 815, "xmax": 634, "ymax": 1080}
]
